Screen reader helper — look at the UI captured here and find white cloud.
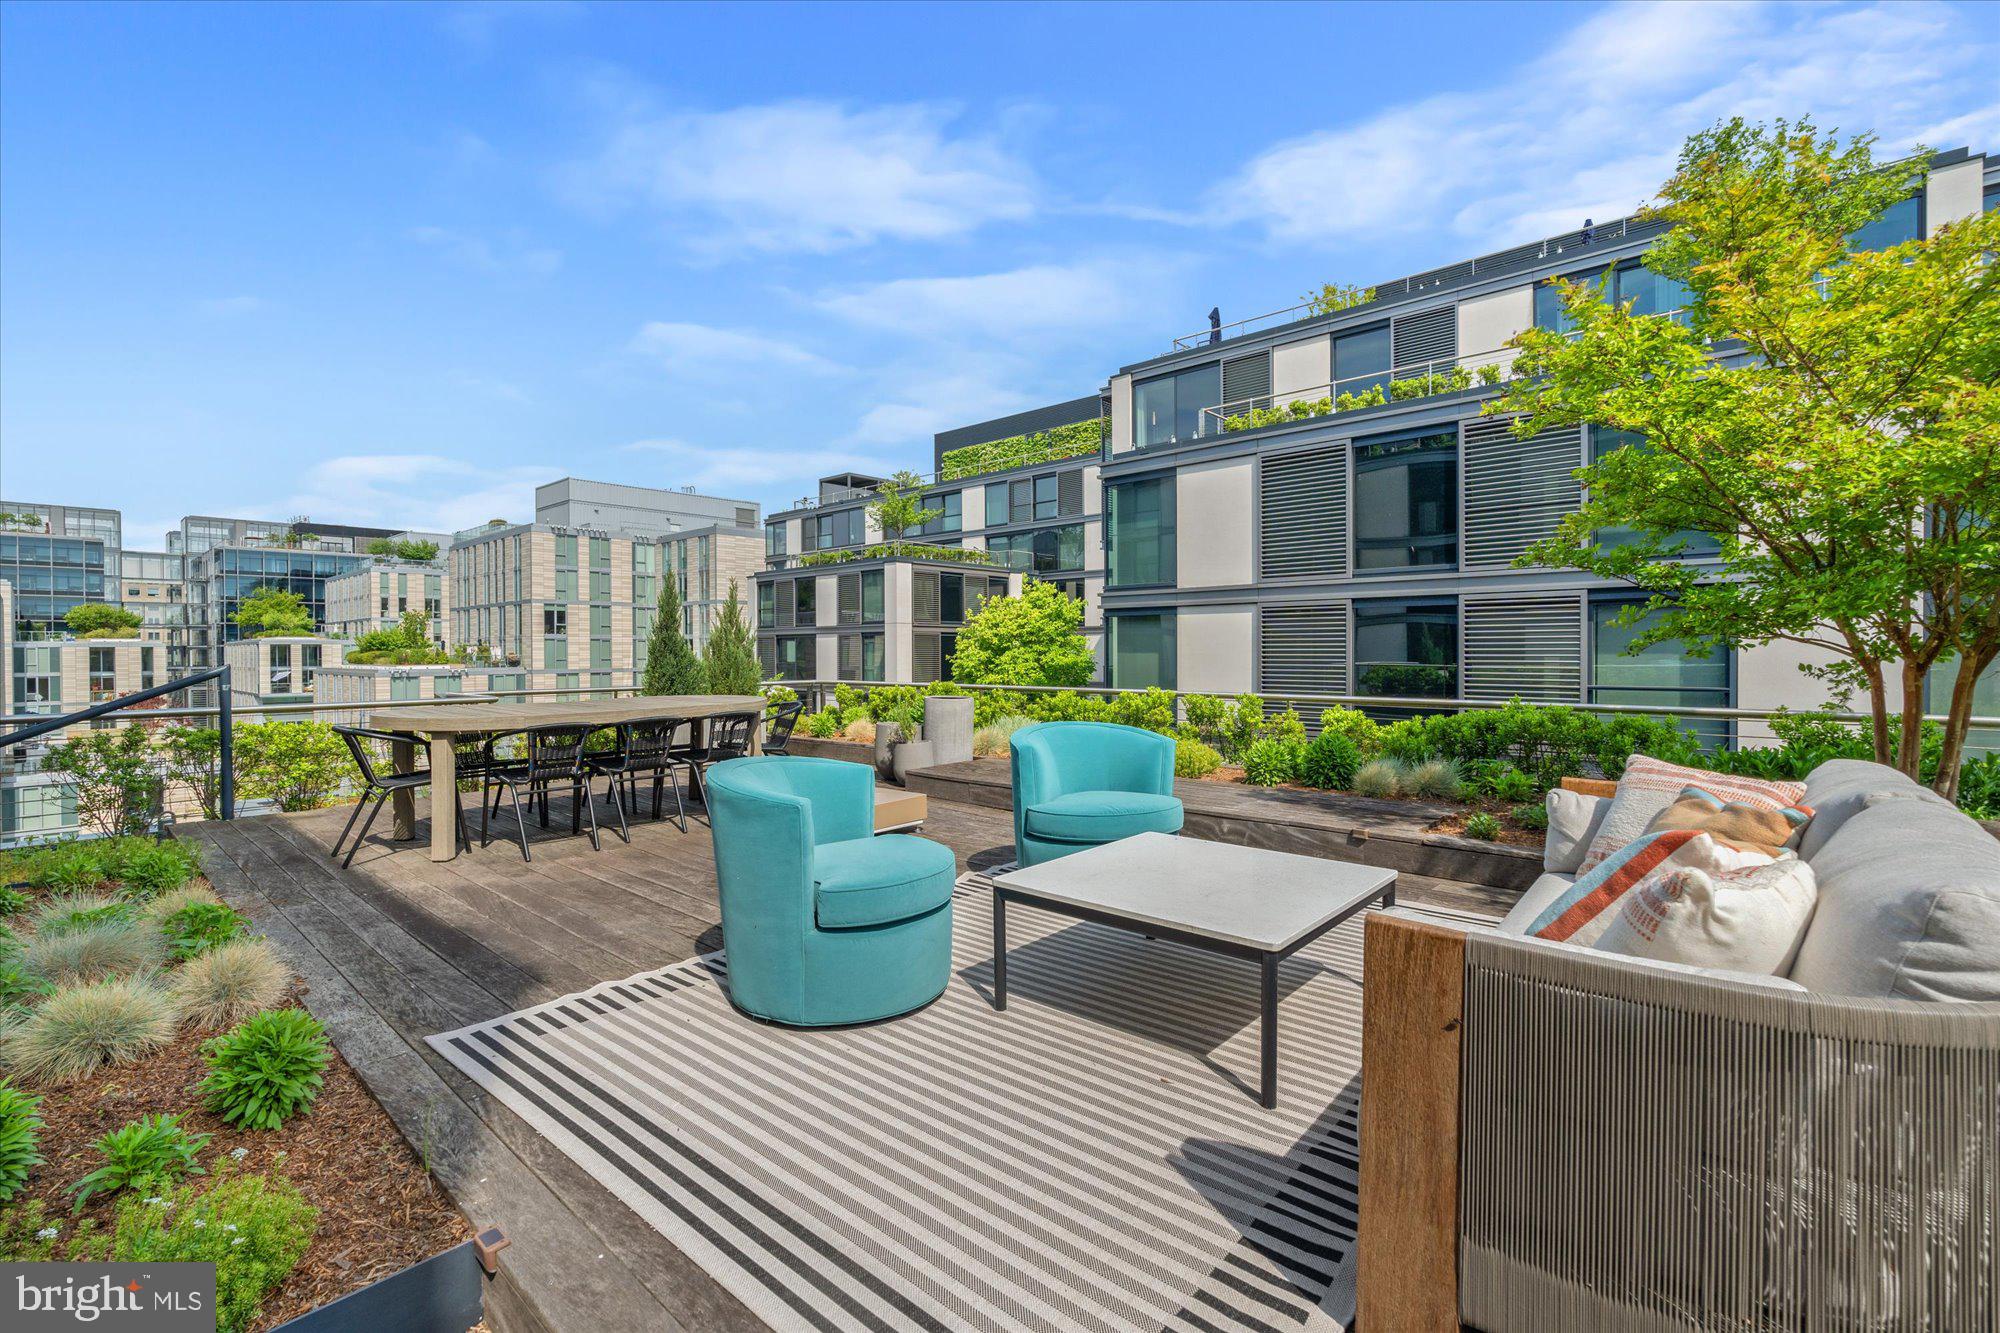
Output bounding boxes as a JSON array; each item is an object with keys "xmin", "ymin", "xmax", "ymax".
[
  {"xmin": 410, "ymin": 225, "xmax": 563, "ymax": 276},
  {"xmin": 570, "ymin": 98, "xmax": 1035, "ymax": 253},
  {"xmin": 816, "ymin": 261, "xmax": 1142, "ymax": 339},
  {"xmin": 627, "ymin": 321, "xmax": 840, "ymax": 376},
  {"xmin": 197, "ymin": 295, "xmax": 265, "ymax": 317},
  {"xmin": 1211, "ymin": 1, "xmax": 2000, "ymax": 251},
  {"xmin": 280, "ymin": 455, "xmax": 561, "ymax": 535}
]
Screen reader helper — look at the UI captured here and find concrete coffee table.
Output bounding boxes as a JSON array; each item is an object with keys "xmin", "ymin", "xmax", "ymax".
[{"xmin": 990, "ymin": 832, "xmax": 1396, "ymax": 1108}]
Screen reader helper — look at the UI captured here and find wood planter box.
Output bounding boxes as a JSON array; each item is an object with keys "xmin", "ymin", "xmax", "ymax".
[
  {"xmin": 783, "ymin": 736, "xmax": 876, "ymax": 767},
  {"xmin": 272, "ymin": 1241, "xmax": 483, "ymax": 1333}
]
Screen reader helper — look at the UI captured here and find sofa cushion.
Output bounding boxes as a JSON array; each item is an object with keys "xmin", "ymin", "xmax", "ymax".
[
  {"xmin": 1592, "ymin": 853, "xmax": 1818, "ymax": 976},
  {"xmin": 1798, "ymin": 758, "xmax": 1951, "ymax": 862},
  {"xmin": 1500, "ymin": 871, "xmax": 1576, "ymax": 934},
  {"xmin": 1528, "ymin": 831, "xmax": 1771, "ymax": 946},
  {"xmin": 1641, "ymin": 785, "xmax": 1814, "ymax": 858},
  {"xmin": 1023, "ymin": 790, "xmax": 1184, "ymax": 844},
  {"xmin": 1477, "ymin": 925, "xmax": 1810, "ymax": 994},
  {"xmin": 812, "ymin": 834, "xmax": 955, "ymax": 929},
  {"xmin": 1582, "ymin": 756, "xmax": 1806, "ymax": 872},
  {"xmin": 1786, "ymin": 796, "xmax": 2000, "ymax": 1000},
  {"xmin": 1544, "ymin": 789, "xmax": 1610, "ymax": 873}
]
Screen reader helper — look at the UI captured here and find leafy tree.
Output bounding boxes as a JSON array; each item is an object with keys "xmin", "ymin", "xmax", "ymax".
[
  {"xmin": 351, "ymin": 609, "xmax": 443, "ymax": 663},
  {"xmin": 159, "ymin": 725, "xmax": 227, "ymax": 820},
  {"xmin": 233, "ymin": 722, "xmax": 351, "ymax": 811},
  {"xmin": 642, "ymin": 578, "xmax": 706, "ymax": 695},
  {"xmin": 1498, "ymin": 117, "xmax": 2000, "ymax": 798},
  {"xmin": 949, "ymin": 580, "xmax": 1095, "ymax": 687},
  {"xmin": 42, "ymin": 724, "xmax": 160, "ymax": 836},
  {"xmin": 1302, "ymin": 282, "xmax": 1376, "ymax": 317},
  {"xmin": 365, "ymin": 537, "xmax": 439, "ymax": 561},
  {"xmin": 231, "ymin": 586, "xmax": 314, "ymax": 638},
  {"xmin": 64, "ymin": 603, "xmax": 143, "ymax": 638},
  {"xmin": 701, "ymin": 580, "xmax": 762, "ymax": 695},
  {"xmin": 867, "ymin": 471, "xmax": 943, "ymax": 540}
]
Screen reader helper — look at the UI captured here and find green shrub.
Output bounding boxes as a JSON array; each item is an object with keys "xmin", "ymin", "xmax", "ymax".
[
  {"xmin": 1106, "ymin": 687, "xmax": 1177, "ymax": 735},
  {"xmin": 1407, "ymin": 758, "xmax": 1464, "ymax": 799},
  {"xmin": 170, "ymin": 939, "xmax": 289, "ymax": 1030},
  {"xmin": 1511, "ymin": 800, "xmax": 1550, "ymax": 831},
  {"xmin": 0, "ymin": 886, "xmax": 27, "ymax": 917},
  {"xmin": 20, "ymin": 915, "xmax": 162, "ymax": 987},
  {"xmin": 1377, "ymin": 719, "xmax": 1435, "ymax": 764},
  {"xmin": 69, "ymin": 1170, "xmax": 316, "ymax": 1333},
  {"xmin": 70, "ymin": 1113, "xmax": 210, "ymax": 1209},
  {"xmin": 1316, "ymin": 707, "xmax": 1384, "ymax": 757},
  {"xmin": 0, "ymin": 963, "xmax": 56, "ymax": 1011},
  {"xmin": 106, "ymin": 840, "xmax": 201, "ymax": 900},
  {"xmin": 0, "ymin": 1080, "xmax": 43, "ymax": 1202},
  {"xmin": 1352, "ymin": 758, "xmax": 1408, "ymax": 799},
  {"xmin": 801, "ymin": 709, "xmax": 840, "ymax": 738},
  {"xmin": 1243, "ymin": 738, "xmax": 1303, "ymax": 787},
  {"xmin": 1174, "ymin": 737, "xmax": 1222, "ymax": 779},
  {"xmin": 1463, "ymin": 812, "xmax": 1502, "ymax": 841},
  {"xmin": 1472, "ymin": 763, "xmax": 1537, "ymax": 803},
  {"xmin": 937, "ymin": 417, "xmax": 1102, "ymax": 481},
  {"xmin": 1298, "ymin": 732, "xmax": 1362, "ymax": 790},
  {"xmin": 4, "ymin": 979, "xmax": 178, "ymax": 1082},
  {"xmin": 162, "ymin": 902, "xmax": 249, "ymax": 963},
  {"xmin": 19, "ymin": 844, "xmax": 115, "ymax": 894},
  {"xmin": 1959, "ymin": 753, "xmax": 2000, "ymax": 821},
  {"xmin": 199, "ymin": 1009, "xmax": 331, "ymax": 1130}
]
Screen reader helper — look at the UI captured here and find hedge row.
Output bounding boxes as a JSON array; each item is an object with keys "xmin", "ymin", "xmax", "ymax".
[{"xmin": 937, "ymin": 419, "xmax": 1103, "ymax": 482}]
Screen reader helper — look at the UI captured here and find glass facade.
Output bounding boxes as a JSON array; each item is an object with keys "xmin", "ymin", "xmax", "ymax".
[
  {"xmin": 1589, "ymin": 427, "xmax": 1720, "ymax": 555},
  {"xmin": 12, "ymin": 645, "xmax": 61, "ymax": 715},
  {"xmin": 1333, "ymin": 323, "xmax": 1392, "ymax": 394},
  {"xmin": 1848, "ymin": 195, "xmax": 1922, "ymax": 251},
  {"xmin": 803, "ymin": 509, "xmax": 864, "ymax": 550},
  {"xmin": 1109, "ymin": 612, "xmax": 1175, "ymax": 689},
  {"xmin": 1535, "ymin": 260, "xmax": 1691, "ymax": 331},
  {"xmin": 1107, "ymin": 475, "xmax": 1175, "ymax": 587},
  {"xmin": 1590, "ymin": 595, "xmax": 1731, "ymax": 747},
  {"xmin": 916, "ymin": 491, "xmax": 961, "ymax": 537},
  {"xmin": 1353, "ymin": 597, "xmax": 1458, "ymax": 698},
  {"xmin": 985, "ymin": 524, "xmax": 1084, "ymax": 574},
  {"xmin": 0, "ymin": 534, "xmax": 107, "ymax": 634},
  {"xmin": 1354, "ymin": 429, "xmax": 1458, "ymax": 571},
  {"xmin": 1134, "ymin": 363, "xmax": 1222, "ymax": 446}
]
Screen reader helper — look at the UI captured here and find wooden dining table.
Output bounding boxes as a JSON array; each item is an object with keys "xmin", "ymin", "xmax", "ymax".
[{"xmin": 366, "ymin": 694, "xmax": 767, "ymax": 861}]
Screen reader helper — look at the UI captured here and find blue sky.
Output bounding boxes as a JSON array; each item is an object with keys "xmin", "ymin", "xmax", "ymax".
[{"xmin": 2, "ymin": 1, "xmax": 1995, "ymax": 549}]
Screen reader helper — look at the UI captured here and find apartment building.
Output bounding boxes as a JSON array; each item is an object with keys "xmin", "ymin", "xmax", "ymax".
[
  {"xmin": 1087, "ymin": 146, "xmax": 1994, "ymax": 740},
  {"xmin": 757, "ymin": 554, "xmax": 1023, "ymax": 684},
  {"xmin": 448, "ymin": 486, "xmax": 763, "ymax": 692},
  {"xmin": 175, "ymin": 518, "xmax": 386, "ymax": 681},
  {"xmin": 762, "ymin": 401, "xmax": 1108, "ymax": 683},
  {"xmin": 536, "ymin": 477, "xmax": 759, "ymax": 537},
  {"xmin": 0, "ymin": 500, "xmax": 122, "ymax": 608},
  {"xmin": 118, "ymin": 550, "xmax": 184, "ymax": 645},
  {"xmin": 222, "ymin": 636, "xmax": 346, "ymax": 707},
  {"xmin": 324, "ymin": 559, "xmax": 449, "ymax": 643}
]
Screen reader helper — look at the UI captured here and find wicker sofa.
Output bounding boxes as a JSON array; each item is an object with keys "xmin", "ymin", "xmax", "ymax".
[{"xmin": 1357, "ymin": 758, "xmax": 2000, "ymax": 1331}]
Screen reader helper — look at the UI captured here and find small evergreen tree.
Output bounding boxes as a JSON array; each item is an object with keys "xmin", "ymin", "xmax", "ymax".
[
  {"xmin": 701, "ymin": 581, "xmax": 762, "ymax": 695},
  {"xmin": 642, "ymin": 579, "xmax": 706, "ymax": 695}
]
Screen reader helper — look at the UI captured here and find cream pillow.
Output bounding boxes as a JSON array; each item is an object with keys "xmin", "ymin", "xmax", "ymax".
[
  {"xmin": 1592, "ymin": 854, "xmax": 1819, "ymax": 976},
  {"xmin": 1543, "ymin": 787, "xmax": 1611, "ymax": 873}
]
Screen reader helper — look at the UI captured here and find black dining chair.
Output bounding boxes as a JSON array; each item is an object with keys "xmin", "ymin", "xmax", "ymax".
[
  {"xmin": 481, "ymin": 725, "xmax": 601, "ymax": 861},
  {"xmin": 328, "ymin": 726, "xmax": 470, "ymax": 868},
  {"xmin": 688, "ymin": 711, "xmax": 759, "ymax": 819},
  {"xmin": 762, "ymin": 699, "xmax": 805, "ymax": 756},
  {"xmin": 590, "ymin": 718, "xmax": 697, "ymax": 835}
]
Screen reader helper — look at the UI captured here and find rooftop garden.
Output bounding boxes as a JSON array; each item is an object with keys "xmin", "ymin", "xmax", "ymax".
[
  {"xmin": 796, "ymin": 542, "xmax": 999, "ymax": 569},
  {"xmin": 363, "ymin": 538, "xmax": 440, "ymax": 562},
  {"xmin": 1219, "ymin": 362, "xmax": 1504, "ymax": 433},
  {"xmin": 938, "ymin": 417, "xmax": 1103, "ymax": 482}
]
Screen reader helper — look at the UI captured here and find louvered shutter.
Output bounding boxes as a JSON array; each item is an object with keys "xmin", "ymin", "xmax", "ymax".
[
  {"xmin": 913, "ymin": 572, "xmax": 940, "ymax": 622},
  {"xmin": 1057, "ymin": 469, "xmax": 1084, "ymax": 517},
  {"xmin": 838, "ymin": 574, "xmax": 861, "ymax": 625},
  {"xmin": 1222, "ymin": 351, "xmax": 1272, "ymax": 409},
  {"xmin": 1462, "ymin": 593, "xmax": 1584, "ymax": 702},
  {"xmin": 1391, "ymin": 305, "xmax": 1457, "ymax": 371},
  {"xmin": 1461, "ymin": 417, "xmax": 1584, "ymax": 570},
  {"xmin": 1259, "ymin": 602, "xmax": 1349, "ymax": 706},
  {"xmin": 775, "ymin": 580, "xmax": 796, "ymax": 629},
  {"xmin": 837, "ymin": 634, "xmax": 860, "ymax": 680},
  {"xmin": 1260, "ymin": 445, "xmax": 1349, "ymax": 580},
  {"xmin": 757, "ymin": 637, "xmax": 776, "ymax": 677},
  {"xmin": 912, "ymin": 634, "xmax": 941, "ymax": 683}
]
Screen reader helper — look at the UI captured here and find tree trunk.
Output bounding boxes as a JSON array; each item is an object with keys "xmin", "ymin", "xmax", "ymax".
[
  {"xmin": 1861, "ymin": 658, "xmax": 1893, "ymax": 765},
  {"xmin": 1896, "ymin": 658, "xmax": 1926, "ymax": 782},
  {"xmin": 1932, "ymin": 652, "xmax": 1993, "ymax": 803}
]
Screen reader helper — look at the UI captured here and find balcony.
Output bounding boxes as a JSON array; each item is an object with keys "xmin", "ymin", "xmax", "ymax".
[{"xmin": 1193, "ymin": 349, "xmax": 1514, "ymax": 440}]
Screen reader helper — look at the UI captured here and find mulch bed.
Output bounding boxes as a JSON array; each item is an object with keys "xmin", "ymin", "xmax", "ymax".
[{"xmin": 11, "ymin": 976, "xmax": 470, "ymax": 1330}]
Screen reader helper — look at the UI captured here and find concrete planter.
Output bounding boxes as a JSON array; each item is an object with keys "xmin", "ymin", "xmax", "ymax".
[
  {"xmin": 873, "ymin": 722, "xmax": 902, "ymax": 779},
  {"xmin": 891, "ymin": 738, "xmax": 937, "ymax": 785},
  {"xmin": 924, "ymin": 696, "xmax": 974, "ymax": 767}
]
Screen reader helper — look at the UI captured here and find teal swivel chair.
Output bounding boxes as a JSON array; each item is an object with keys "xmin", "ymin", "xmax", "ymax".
[
  {"xmin": 706, "ymin": 755, "xmax": 955, "ymax": 1026},
  {"xmin": 1009, "ymin": 722, "xmax": 1184, "ymax": 867}
]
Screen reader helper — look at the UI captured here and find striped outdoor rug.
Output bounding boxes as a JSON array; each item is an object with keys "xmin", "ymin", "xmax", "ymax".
[{"xmin": 428, "ymin": 871, "xmax": 1367, "ymax": 1332}]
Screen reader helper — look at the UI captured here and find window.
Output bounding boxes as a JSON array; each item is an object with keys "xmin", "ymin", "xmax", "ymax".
[
  {"xmin": 838, "ymin": 632, "xmax": 885, "ymax": 681},
  {"xmin": 1133, "ymin": 362, "xmax": 1222, "ymax": 446},
  {"xmin": 0, "ymin": 784, "xmax": 75, "ymax": 838},
  {"xmin": 987, "ymin": 524, "xmax": 1085, "ymax": 574},
  {"xmin": 1589, "ymin": 427, "xmax": 1719, "ymax": 555},
  {"xmin": 1354, "ymin": 429, "xmax": 1457, "ymax": 571},
  {"xmin": 917, "ymin": 491, "xmax": 961, "ymax": 536},
  {"xmin": 772, "ymin": 635, "xmax": 815, "ymax": 681},
  {"xmin": 268, "ymin": 643, "xmax": 292, "ymax": 695},
  {"xmin": 589, "ymin": 537, "xmax": 610, "ymax": 569},
  {"xmin": 1107, "ymin": 475, "xmax": 1175, "ymax": 587},
  {"xmin": 805, "ymin": 509, "xmax": 864, "ymax": 550},
  {"xmin": 435, "ymin": 674, "xmax": 462, "ymax": 697},
  {"xmin": 589, "ymin": 570, "xmax": 611, "ymax": 600},
  {"xmin": 555, "ymin": 534, "xmax": 577, "ymax": 565},
  {"xmin": 589, "ymin": 606, "xmax": 611, "ymax": 639},
  {"xmin": 1110, "ymin": 612, "xmax": 1174, "ymax": 689},
  {"xmin": 758, "ymin": 582, "xmax": 776, "ymax": 628},
  {"xmin": 542, "ymin": 604, "xmax": 567, "ymax": 637},
  {"xmin": 140, "ymin": 647, "xmax": 155, "ymax": 690},
  {"xmin": 939, "ymin": 573, "xmax": 965, "ymax": 623},
  {"xmin": 795, "ymin": 577, "xmax": 817, "ymax": 626},
  {"xmin": 1353, "ymin": 597, "xmax": 1458, "ymax": 699},
  {"xmin": 1538, "ymin": 263, "xmax": 1691, "ymax": 331},
  {"xmin": 88, "ymin": 647, "xmax": 116, "ymax": 701},
  {"xmin": 301, "ymin": 644, "xmax": 321, "ymax": 687},
  {"xmin": 1590, "ymin": 595, "xmax": 1730, "ymax": 747},
  {"xmin": 766, "ymin": 523, "xmax": 786, "ymax": 558},
  {"xmin": 1847, "ymin": 195, "xmax": 1922, "ymax": 252},
  {"xmin": 391, "ymin": 676, "xmax": 420, "ymax": 702},
  {"xmin": 554, "ymin": 569, "xmax": 577, "ymax": 600},
  {"xmin": 1332, "ymin": 323, "xmax": 1392, "ymax": 397},
  {"xmin": 544, "ymin": 636, "xmax": 568, "ymax": 670}
]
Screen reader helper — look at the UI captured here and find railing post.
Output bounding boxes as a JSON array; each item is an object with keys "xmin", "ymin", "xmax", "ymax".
[{"xmin": 218, "ymin": 665, "xmax": 235, "ymax": 821}]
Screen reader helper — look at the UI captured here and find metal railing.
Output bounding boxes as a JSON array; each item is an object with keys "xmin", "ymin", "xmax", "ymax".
[{"xmin": 1196, "ymin": 350, "xmax": 1511, "ymax": 437}]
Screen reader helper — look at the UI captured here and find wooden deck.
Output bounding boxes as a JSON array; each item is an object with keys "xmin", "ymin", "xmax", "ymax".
[{"xmin": 183, "ymin": 790, "xmax": 1503, "ymax": 1333}]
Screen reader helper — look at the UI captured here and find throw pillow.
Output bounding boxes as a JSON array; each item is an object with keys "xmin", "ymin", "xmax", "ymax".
[
  {"xmin": 1641, "ymin": 785, "xmax": 1814, "ymax": 858},
  {"xmin": 1580, "ymin": 756, "xmax": 1807, "ymax": 872},
  {"xmin": 1528, "ymin": 829, "xmax": 1771, "ymax": 947},
  {"xmin": 1593, "ymin": 854, "xmax": 1819, "ymax": 976},
  {"xmin": 1543, "ymin": 787, "xmax": 1612, "ymax": 873}
]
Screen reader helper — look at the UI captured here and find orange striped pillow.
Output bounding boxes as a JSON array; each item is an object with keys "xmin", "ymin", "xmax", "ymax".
[{"xmin": 1579, "ymin": 756, "xmax": 1806, "ymax": 872}]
